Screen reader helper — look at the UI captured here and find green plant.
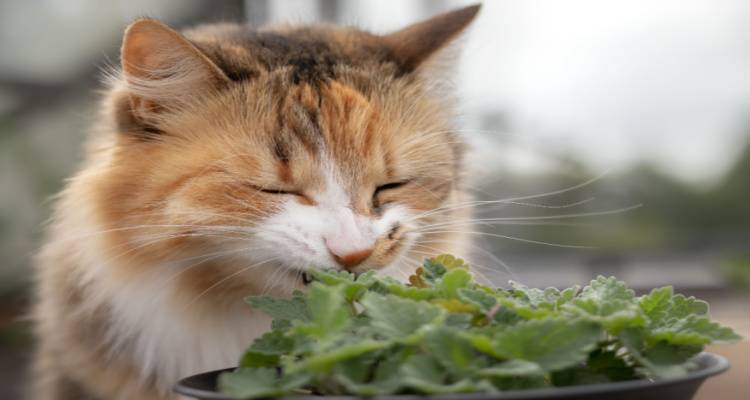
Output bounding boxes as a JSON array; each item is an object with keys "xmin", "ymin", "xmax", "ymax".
[{"xmin": 219, "ymin": 255, "xmax": 741, "ymax": 399}]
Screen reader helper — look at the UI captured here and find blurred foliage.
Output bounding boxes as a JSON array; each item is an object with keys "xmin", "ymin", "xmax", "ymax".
[
  {"xmin": 474, "ymin": 139, "xmax": 750, "ymax": 255},
  {"xmin": 722, "ymin": 255, "xmax": 750, "ymax": 293}
]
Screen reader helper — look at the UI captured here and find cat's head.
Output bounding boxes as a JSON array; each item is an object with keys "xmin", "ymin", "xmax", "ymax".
[{"xmin": 95, "ymin": 5, "xmax": 479, "ymax": 289}]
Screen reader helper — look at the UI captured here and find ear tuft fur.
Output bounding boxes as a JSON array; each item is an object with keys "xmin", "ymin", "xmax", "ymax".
[
  {"xmin": 383, "ymin": 4, "xmax": 481, "ymax": 74},
  {"xmin": 119, "ymin": 18, "xmax": 229, "ymax": 127}
]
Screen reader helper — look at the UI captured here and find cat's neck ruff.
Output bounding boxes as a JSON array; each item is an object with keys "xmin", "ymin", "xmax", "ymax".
[{"xmin": 84, "ymin": 253, "xmax": 272, "ymax": 393}]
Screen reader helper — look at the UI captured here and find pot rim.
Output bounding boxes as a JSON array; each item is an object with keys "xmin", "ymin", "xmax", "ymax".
[{"xmin": 174, "ymin": 351, "xmax": 729, "ymax": 400}]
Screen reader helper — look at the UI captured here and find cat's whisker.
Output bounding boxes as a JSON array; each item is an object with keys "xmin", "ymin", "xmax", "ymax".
[
  {"xmin": 405, "ymin": 171, "xmax": 614, "ymax": 223},
  {"xmin": 161, "ymin": 243, "xmax": 271, "ymax": 271},
  {"xmin": 413, "ymin": 220, "xmax": 594, "ymax": 231},
  {"xmin": 414, "ymin": 229, "xmax": 594, "ymax": 249},
  {"xmin": 155, "ymin": 244, "xmax": 273, "ymax": 295},
  {"xmin": 186, "ymin": 256, "xmax": 280, "ymax": 308},
  {"xmin": 416, "ymin": 204, "xmax": 643, "ymax": 226},
  {"xmin": 88, "ymin": 229, "xmax": 256, "ymax": 267},
  {"xmin": 192, "ymin": 151, "xmax": 263, "ymax": 179},
  {"xmin": 408, "ymin": 180, "xmax": 446, "ymax": 203},
  {"xmin": 483, "ymin": 197, "xmax": 597, "ymax": 210},
  {"xmin": 261, "ymin": 262, "xmax": 294, "ymax": 295},
  {"xmin": 60, "ymin": 223, "xmax": 253, "ymax": 242},
  {"xmin": 408, "ymin": 203, "xmax": 641, "ymax": 228},
  {"xmin": 221, "ymin": 191, "xmax": 279, "ymax": 218},
  {"xmin": 120, "ymin": 198, "xmax": 275, "ymax": 223}
]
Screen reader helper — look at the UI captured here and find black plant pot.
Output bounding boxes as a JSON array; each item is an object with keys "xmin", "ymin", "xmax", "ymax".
[{"xmin": 174, "ymin": 352, "xmax": 728, "ymax": 400}]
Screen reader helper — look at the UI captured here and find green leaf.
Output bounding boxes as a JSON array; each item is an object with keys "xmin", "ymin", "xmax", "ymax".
[
  {"xmin": 638, "ymin": 287, "xmax": 741, "ymax": 346},
  {"xmin": 436, "ymin": 268, "xmax": 474, "ymax": 299},
  {"xmin": 360, "ymin": 292, "xmax": 444, "ymax": 340},
  {"xmin": 457, "ymin": 288, "xmax": 497, "ymax": 313},
  {"xmin": 420, "ymin": 259, "xmax": 447, "ymax": 284},
  {"xmin": 218, "ymin": 368, "xmax": 309, "ymax": 400},
  {"xmin": 432, "ymin": 254, "xmax": 470, "ymax": 270},
  {"xmin": 309, "ymin": 268, "xmax": 356, "ymax": 285},
  {"xmin": 238, "ymin": 351, "xmax": 279, "ymax": 368},
  {"xmin": 445, "ymin": 313, "xmax": 474, "ymax": 329},
  {"xmin": 619, "ymin": 328, "xmax": 698, "ymax": 379},
  {"xmin": 479, "ymin": 359, "xmax": 544, "ymax": 378},
  {"xmin": 424, "ymin": 327, "xmax": 478, "ymax": 373},
  {"xmin": 649, "ymin": 314, "xmax": 742, "ymax": 346},
  {"xmin": 293, "ymin": 283, "xmax": 350, "ymax": 340},
  {"xmin": 509, "ymin": 281, "xmax": 550, "ymax": 307},
  {"xmin": 586, "ymin": 348, "xmax": 637, "ymax": 382},
  {"xmin": 270, "ymin": 319, "xmax": 292, "ymax": 332},
  {"xmin": 300, "ymin": 339, "xmax": 390, "ymax": 372},
  {"xmin": 245, "ymin": 291, "xmax": 309, "ymax": 322},
  {"xmin": 239, "ymin": 329, "xmax": 294, "ymax": 367},
  {"xmin": 386, "ymin": 284, "xmax": 435, "ymax": 301},
  {"xmin": 247, "ymin": 330, "xmax": 294, "ymax": 355},
  {"xmin": 331, "ymin": 350, "xmax": 404, "ymax": 395},
  {"xmin": 399, "ymin": 354, "xmax": 490, "ymax": 394},
  {"xmin": 639, "ymin": 286, "xmax": 673, "ymax": 322},
  {"xmin": 487, "ymin": 318, "xmax": 603, "ymax": 371},
  {"xmin": 563, "ymin": 276, "xmax": 645, "ymax": 334},
  {"xmin": 309, "ymin": 269, "xmax": 370, "ymax": 302},
  {"xmin": 399, "ymin": 354, "xmax": 446, "ymax": 386},
  {"xmin": 497, "ymin": 282, "xmax": 579, "ymax": 320},
  {"xmin": 671, "ymin": 294, "xmax": 709, "ymax": 318}
]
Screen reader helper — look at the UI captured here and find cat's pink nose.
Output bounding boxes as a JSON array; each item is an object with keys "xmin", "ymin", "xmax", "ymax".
[{"xmin": 327, "ymin": 247, "xmax": 373, "ymax": 270}]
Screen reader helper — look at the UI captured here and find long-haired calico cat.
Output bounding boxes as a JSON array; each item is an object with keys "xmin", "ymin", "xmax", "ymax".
[{"xmin": 32, "ymin": 4, "xmax": 480, "ymax": 399}]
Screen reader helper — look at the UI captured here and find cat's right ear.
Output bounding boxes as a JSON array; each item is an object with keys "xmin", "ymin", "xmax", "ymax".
[{"xmin": 118, "ymin": 19, "xmax": 229, "ymax": 129}]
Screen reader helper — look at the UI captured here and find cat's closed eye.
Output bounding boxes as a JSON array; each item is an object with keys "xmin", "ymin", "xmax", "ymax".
[
  {"xmin": 372, "ymin": 180, "xmax": 410, "ymax": 208},
  {"xmin": 245, "ymin": 183, "xmax": 316, "ymax": 205},
  {"xmin": 246, "ymin": 183, "xmax": 299, "ymax": 196}
]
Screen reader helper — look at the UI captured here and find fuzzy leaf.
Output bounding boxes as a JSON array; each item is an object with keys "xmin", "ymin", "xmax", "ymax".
[
  {"xmin": 649, "ymin": 314, "xmax": 742, "ymax": 346},
  {"xmin": 360, "ymin": 292, "xmax": 444, "ymax": 340},
  {"xmin": 245, "ymin": 291, "xmax": 309, "ymax": 322},
  {"xmin": 424, "ymin": 327, "xmax": 478, "ymax": 373},
  {"xmin": 488, "ymin": 319, "xmax": 603, "ymax": 371},
  {"xmin": 293, "ymin": 283, "xmax": 350, "ymax": 340},
  {"xmin": 436, "ymin": 268, "xmax": 474, "ymax": 299},
  {"xmin": 479, "ymin": 359, "xmax": 545, "ymax": 378},
  {"xmin": 218, "ymin": 368, "xmax": 309, "ymax": 400},
  {"xmin": 563, "ymin": 276, "xmax": 645, "ymax": 334},
  {"xmin": 457, "ymin": 288, "xmax": 497, "ymax": 313},
  {"xmin": 239, "ymin": 329, "xmax": 294, "ymax": 368}
]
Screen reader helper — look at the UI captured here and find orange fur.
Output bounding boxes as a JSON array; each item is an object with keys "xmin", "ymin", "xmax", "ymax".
[{"xmin": 33, "ymin": 5, "xmax": 479, "ymax": 399}]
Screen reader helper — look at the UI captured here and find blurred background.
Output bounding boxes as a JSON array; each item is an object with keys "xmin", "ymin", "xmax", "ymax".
[{"xmin": 1, "ymin": 0, "xmax": 748, "ymax": 398}]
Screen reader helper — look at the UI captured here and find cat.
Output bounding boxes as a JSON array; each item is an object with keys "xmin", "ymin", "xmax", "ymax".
[{"xmin": 32, "ymin": 4, "xmax": 480, "ymax": 399}]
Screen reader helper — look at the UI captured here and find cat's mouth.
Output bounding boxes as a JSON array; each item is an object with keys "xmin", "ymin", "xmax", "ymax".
[{"xmin": 301, "ymin": 272, "xmax": 314, "ymax": 285}]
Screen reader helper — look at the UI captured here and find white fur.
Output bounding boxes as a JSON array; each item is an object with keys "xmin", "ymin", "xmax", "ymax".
[{"xmin": 105, "ymin": 269, "xmax": 270, "ymax": 392}]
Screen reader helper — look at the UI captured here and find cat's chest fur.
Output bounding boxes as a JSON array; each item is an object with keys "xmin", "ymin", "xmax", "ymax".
[{"xmin": 103, "ymin": 268, "xmax": 272, "ymax": 392}]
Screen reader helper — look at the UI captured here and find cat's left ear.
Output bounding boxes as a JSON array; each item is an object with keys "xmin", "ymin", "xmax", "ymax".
[
  {"xmin": 382, "ymin": 4, "xmax": 480, "ymax": 75},
  {"xmin": 119, "ymin": 18, "xmax": 229, "ymax": 126}
]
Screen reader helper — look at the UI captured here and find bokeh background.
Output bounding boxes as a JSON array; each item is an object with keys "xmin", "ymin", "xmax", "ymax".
[{"xmin": 1, "ymin": 0, "xmax": 748, "ymax": 398}]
